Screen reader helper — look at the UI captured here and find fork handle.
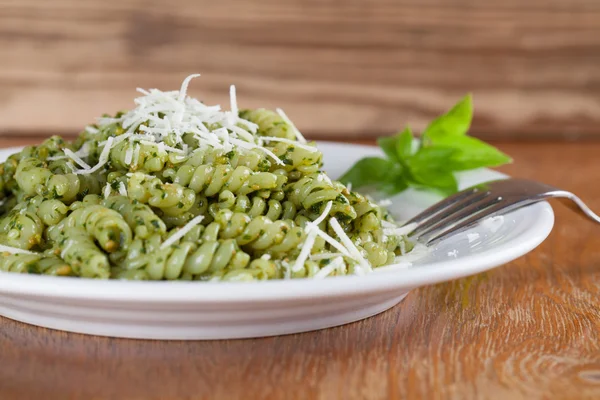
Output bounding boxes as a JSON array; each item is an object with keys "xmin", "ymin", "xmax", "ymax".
[{"xmin": 549, "ymin": 190, "xmax": 600, "ymax": 224}]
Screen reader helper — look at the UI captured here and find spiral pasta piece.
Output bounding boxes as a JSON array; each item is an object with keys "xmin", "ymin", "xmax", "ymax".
[
  {"xmin": 56, "ymin": 227, "xmax": 110, "ymax": 278},
  {"xmin": 211, "ymin": 208, "xmax": 306, "ymax": 255},
  {"xmin": 172, "ymin": 164, "xmax": 283, "ymax": 197},
  {"xmin": 109, "ymin": 140, "xmax": 177, "ymax": 173},
  {"xmin": 37, "ymin": 199, "xmax": 70, "ymax": 226},
  {"xmin": 265, "ymin": 141, "xmax": 323, "ymax": 175},
  {"xmin": 116, "ymin": 226, "xmax": 251, "ymax": 280},
  {"xmin": 126, "ymin": 172, "xmax": 197, "ymax": 217},
  {"xmin": 285, "ymin": 172, "xmax": 356, "ymax": 223},
  {"xmin": 103, "ymin": 196, "xmax": 166, "ymax": 239},
  {"xmin": 0, "ymin": 206, "xmax": 44, "ymax": 250},
  {"xmin": 15, "ymin": 157, "xmax": 102, "ymax": 203},
  {"xmin": 210, "ymin": 191, "xmax": 292, "ymax": 222},
  {"xmin": 183, "ymin": 239, "xmax": 251, "ymax": 276},
  {"xmin": 220, "ymin": 257, "xmax": 281, "ymax": 281},
  {"xmin": 48, "ymin": 205, "xmax": 132, "ymax": 253},
  {"xmin": 238, "ymin": 108, "xmax": 296, "ymax": 140},
  {"xmin": 0, "ymin": 253, "xmax": 72, "ymax": 276}
]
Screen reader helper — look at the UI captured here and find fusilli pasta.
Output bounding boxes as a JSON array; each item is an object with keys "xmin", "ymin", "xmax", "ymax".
[{"xmin": 0, "ymin": 75, "xmax": 413, "ymax": 281}]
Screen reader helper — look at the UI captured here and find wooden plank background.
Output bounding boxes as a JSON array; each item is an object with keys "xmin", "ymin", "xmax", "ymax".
[{"xmin": 0, "ymin": 0, "xmax": 599, "ymax": 140}]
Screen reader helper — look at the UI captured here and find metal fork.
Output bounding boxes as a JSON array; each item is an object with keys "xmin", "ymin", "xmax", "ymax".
[{"xmin": 403, "ymin": 178, "xmax": 600, "ymax": 246}]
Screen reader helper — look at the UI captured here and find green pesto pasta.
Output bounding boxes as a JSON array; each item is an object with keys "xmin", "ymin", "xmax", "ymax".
[
  {"xmin": 239, "ymin": 109, "xmax": 297, "ymax": 140},
  {"xmin": 0, "ymin": 253, "xmax": 72, "ymax": 276},
  {"xmin": 0, "ymin": 75, "xmax": 414, "ymax": 281}
]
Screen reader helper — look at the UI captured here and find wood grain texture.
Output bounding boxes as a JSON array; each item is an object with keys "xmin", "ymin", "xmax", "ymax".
[
  {"xmin": 1, "ymin": 139, "xmax": 600, "ymax": 400},
  {"xmin": 1, "ymin": 0, "xmax": 600, "ymax": 140}
]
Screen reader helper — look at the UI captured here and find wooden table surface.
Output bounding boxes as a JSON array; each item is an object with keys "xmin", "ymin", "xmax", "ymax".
[
  {"xmin": 3, "ymin": 1, "xmax": 600, "ymax": 140},
  {"xmin": 1, "ymin": 138, "xmax": 599, "ymax": 400}
]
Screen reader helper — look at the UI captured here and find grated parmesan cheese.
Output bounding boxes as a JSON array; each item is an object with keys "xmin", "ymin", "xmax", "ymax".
[
  {"xmin": 261, "ymin": 136, "xmax": 318, "ymax": 152},
  {"xmin": 76, "ymin": 142, "xmax": 91, "ymax": 158},
  {"xmin": 60, "ymin": 239, "xmax": 76, "ymax": 259},
  {"xmin": 467, "ymin": 233, "xmax": 480, "ymax": 243},
  {"xmin": 87, "ymin": 74, "xmax": 312, "ymax": 171},
  {"xmin": 309, "ymin": 201, "xmax": 332, "ymax": 227},
  {"xmin": 310, "ymin": 252, "xmax": 344, "ymax": 261},
  {"xmin": 282, "ymin": 259, "xmax": 293, "ymax": 279},
  {"xmin": 75, "ymin": 137, "xmax": 114, "ymax": 175},
  {"xmin": 177, "ymin": 74, "xmax": 201, "ymax": 102},
  {"xmin": 124, "ymin": 145, "xmax": 134, "ymax": 165},
  {"xmin": 160, "ymin": 215, "xmax": 205, "ymax": 249},
  {"xmin": 329, "ymin": 217, "xmax": 372, "ymax": 274},
  {"xmin": 302, "ymin": 201, "xmax": 351, "ymax": 258},
  {"xmin": 118, "ymin": 182, "xmax": 128, "ymax": 197},
  {"xmin": 399, "ymin": 240, "xmax": 407, "ymax": 255},
  {"xmin": 313, "ymin": 256, "xmax": 345, "ymax": 279},
  {"xmin": 482, "ymin": 216, "xmax": 504, "ymax": 233},
  {"xmin": 0, "ymin": 245, "xmax": 37, "ymax": 255},
  {"xmin": 132, "ymin": 143, "xmax": 141, "ymax": 166},
  {"xmin": 103, "ymin": 183, "xmax": 112, "ymax": 199},
  {"xmin": 276, "ymin": 108, "xmax": 307, "ymax": 144},
  {"xmin": 313, "ymin": 229, "xmax": 351, "ymax": 258},
  {"xmin": 229, "ymin": 137, "xmax": 284, "ymax": 165},
  {"xmin": 292, "ymin": 201, "xmax": 334, "ymax": 272},
  {"xmin": 292, "ymin": 230, "xmax": 318, "ymax": 272},
  {"xmin": 63, "ymin": 149, "xmax": 91, "ymax": 170},
  {"xmin": 383, "ymin": 222, "xmax": 417, "ymax": 237},
  {"xmin": 230, "ymin": 85, "xmax": 238, "ymax": 116},
  {"xmin": 47, "ymin": 155, "xmax": 68, "ymax": 161},
  {"xmin": 378, "ymin": 198, "xmax": 392, "ymax": 207}
]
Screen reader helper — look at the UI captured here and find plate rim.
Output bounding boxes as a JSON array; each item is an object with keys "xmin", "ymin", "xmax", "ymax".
[{"xmin": 0, "ymin": 142, "xmax": 555, "ymax": 302}]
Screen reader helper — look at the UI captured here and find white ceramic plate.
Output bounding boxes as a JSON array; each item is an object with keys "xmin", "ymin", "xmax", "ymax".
[{"xmin": 0, "ymin": 142, "xmax": 554, "ymax": 340}]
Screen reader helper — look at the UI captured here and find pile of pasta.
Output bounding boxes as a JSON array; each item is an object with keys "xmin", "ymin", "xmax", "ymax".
[{"xmin": 0, "ymin": 76, "xmax": 413, "ymax": 281}]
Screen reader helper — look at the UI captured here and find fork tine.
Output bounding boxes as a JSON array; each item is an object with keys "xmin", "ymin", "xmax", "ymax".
[
  {"xmin": 413, "ymin": 196, "xmax": 503, "ymax": 240},
  {"xmin": 409, "ymin": 190, "xmax": 489, "ymax": 237},
  {"xmin": 404, "ymin": 186, "xmax": 485, "ymax": 227},
  {"xmin": 424, "ymin": 201, "xmax": 510, "ymax": 245}
]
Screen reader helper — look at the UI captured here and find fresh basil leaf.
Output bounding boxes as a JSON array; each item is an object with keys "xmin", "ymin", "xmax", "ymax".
[
  {"xmin": 338, "ymin": 93, "xmax": 511, "ymax": 198},
  {"xmin": 406, "ymin": 147, "xmax": 460, "ymax": 194},
  {"xmin": 338, "ymin": 157, "xmax": 397, "ymax": 189},
  {"xmin": 377, "ymin": 127, "xmax": 415, "ymax": 167},
  {"xmin": 422, "ymin": 94, "xmax": 473, "ymax": 144},
  {"xmin": 408, "ymin": 168, "xmax": 458, "ymax": 195},
  {"xmin": 377, "ymin": 135, "xmax": 401, "ymax": 163},
  {"xmin": 379, "ymin": 166, "xmax": 409, "ymax": 195},
  {"xmin": 407, "ymin": 147, "xmax": 459, "ymax": 170},
  {"xmin": 395, "ymin": 127, "xmax": 414, "ymax": 160},
  {"xmin": 430, "ymin": 136, "xmax": 512, "ymax": 170}
]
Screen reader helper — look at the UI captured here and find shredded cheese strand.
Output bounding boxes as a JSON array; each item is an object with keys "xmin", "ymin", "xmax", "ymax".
[
  {"xmin": 178, "ymin": 74, "xmax": 201, "ymax": 102},
  {"xmin": 118, "ymin": 182, "xmax": 128, "ymax": 197},
  {"xmin": 75, "ymin": 137, "xmax": 114, "ymax": 175},
  {"xmin": 276, "ymin": 108, "xmax": 307, "ymax": 144},
  {"xmin": 329, "ymin": 217, "xmax": 372, "ymax": 275},
  {"xmin": 160, "ymin": 215, "xmax": 205, "ymax": 249},
  {"xmin": 313, "ymin": 256, "xmax": 345, "ymax": 279},
  {"xmin": 383, "ymin": 222, "xmax": 417, "ymax": 236},
  {"xmin": 63, "ymin": 149, "xmax": 91, "ymax": 170},
  {"xmin": 230, "ymin": 85, "xmax": 238, "ymax": 116},
  {"xmin": 292, "ymin": 230, "xmax": 318, "ymax": 273},
  {"xmin": 0, "ymin": 245, "xmax": 37, "ymax": 255},
  {"xmin": 261, "ymin": 136, "xmax": 318, "ymax": 152}
]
